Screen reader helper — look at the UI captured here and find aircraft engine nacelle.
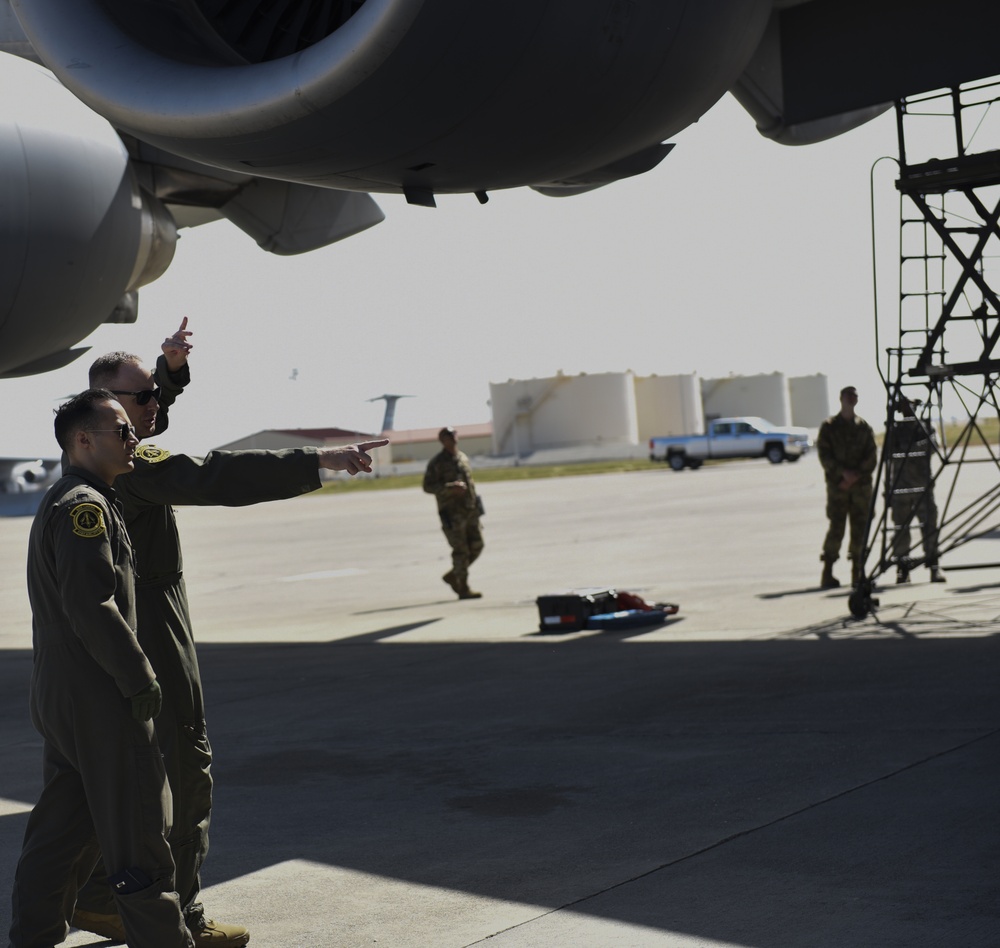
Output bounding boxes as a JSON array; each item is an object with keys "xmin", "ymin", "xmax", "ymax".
[
  {"xmin": 12, "ymin": 0, "xmax": 772, "ymax": 200},
  {"xmin": 6, "ymin": 460, "xmax": 49, "ymax": 492},
  {"xmin": 0, "ymin": 54, "xmax": 177, "ymax": 378}
]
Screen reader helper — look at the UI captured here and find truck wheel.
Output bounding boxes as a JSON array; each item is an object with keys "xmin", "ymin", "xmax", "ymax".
[
  {"xmin": 668, "ymin": 454, "xmax": 686, "ymax": 471},
  {"xmin": 765, "ymin": 444, "xmax": 785, "ymax": 464}
]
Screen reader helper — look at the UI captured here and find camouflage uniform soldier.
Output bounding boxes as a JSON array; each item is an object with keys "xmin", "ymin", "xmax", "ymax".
[
  {"xmin": 817, "ymin": 386, "xmax": 877, "ymax": 589},
  {"xmin": 888, "ymin": 399, "xmax": 945, "ymax": 584},
  {"xmin": 10, "ymin": 391, "xmax": 194, "ymax": 948},
  {"xmin": 73, "ymin": 331, "xmax": 385, "ymax": 948},
  {"xmin": 424, "ymin": 427, "xmax": 484, "ymax": 599}
]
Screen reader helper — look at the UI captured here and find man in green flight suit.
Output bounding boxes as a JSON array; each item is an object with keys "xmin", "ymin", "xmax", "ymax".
[
  {"xmin": 817, "ymin": 385, "xmax": 878, "ymax": 589},
  {"xmin": 10, "ymin": 390, "xmax": 194, "ymax": 948},
  {"xmin": 423, "ymin": 426, "xmax": 484, "ymax": 599},
  {"xmin": 71, "ymin": 328, "xmax": 386, "ymax": 948}
]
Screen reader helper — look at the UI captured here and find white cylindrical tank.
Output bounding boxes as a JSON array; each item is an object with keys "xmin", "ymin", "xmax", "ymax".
[
  {"xmin": 788, "ymin": 374, "xmax": 832, "ymax": 428},
  {"xmin": 633, "ymin": 373, "xmax": 704, "ymax": 440},
  {"xmin": 700, "ymin": 372, "xmax": 791, "ymax": 426},
  {"xmin": 490, "ymin": 372, "xmax": 638, "ymax": 455}
]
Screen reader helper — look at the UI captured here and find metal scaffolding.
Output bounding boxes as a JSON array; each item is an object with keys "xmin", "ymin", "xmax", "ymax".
[{"xmin": 851, "ymin": 78, "xmax": 1000, "ymax": 618}]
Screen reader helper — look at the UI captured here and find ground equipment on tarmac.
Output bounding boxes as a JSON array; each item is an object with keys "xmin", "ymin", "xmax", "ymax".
[
  {"xmin": 535, "ymin": 588, "xmax": 679, "ymax": 632},
  {"xmin": 851, "ymin": 77, "xmax": 1000, "ymax": 618}
]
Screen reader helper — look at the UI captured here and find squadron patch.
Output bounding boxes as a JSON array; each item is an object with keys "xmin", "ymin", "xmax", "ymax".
[
  {"xmin": 69, "ymin": 503, "xmax": 106, "ymax": 538},
  {"xmin": 135, "ymin": 444, "xmax": 170, "ymax": 463}
]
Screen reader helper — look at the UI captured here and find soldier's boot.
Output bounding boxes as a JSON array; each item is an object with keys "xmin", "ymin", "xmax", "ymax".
[
  {"xmin": 458, "ymin": 582, "xmax": 482, "ymax": 600},
  {"xmin": 929, "ymin": 565, "xmax": 947, "ymax": 583},
  {"xmin": 896, "ymin": 565, "xmax": 911, "ymax": 584},
  {"xmin": 73, "ymin": 911, "xmax": 250, "ymax": 948},
  {"xmin": 442, "ymin": 569, "xmax": 460, "ymax": 593},
  {"xmin": 72, "ymin": 909, "xmax": 125, "ymax": 942},
  {"xmin": 189, "ymin": 917, "xmax": 250, "ymax": 947},
  {"xmin": 820, "ymin": 560, "xmax": 840, "ymax": 589}
]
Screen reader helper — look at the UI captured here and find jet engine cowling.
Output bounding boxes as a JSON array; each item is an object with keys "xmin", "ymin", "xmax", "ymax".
[
  {"xmin": 0, "ymin": 54, "xmax": 178, "ymax": 378},
  {"xmin": 12, "ymin": 0, "xmax": 773, "ymax": 198}
]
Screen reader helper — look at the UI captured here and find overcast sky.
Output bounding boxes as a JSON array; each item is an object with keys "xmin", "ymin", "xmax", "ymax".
[{"xmin": 1, "ymin": 92, "xmax": 905, "ymax": 458}]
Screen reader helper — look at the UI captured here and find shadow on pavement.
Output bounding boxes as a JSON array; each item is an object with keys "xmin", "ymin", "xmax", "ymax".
[
  {"xmin": 756, "ymin": 585, "xmax": 828, "ymax": 599},
  {"xmin": 2, "ymin": 630, "xmax": 998, "ymax": 947}
]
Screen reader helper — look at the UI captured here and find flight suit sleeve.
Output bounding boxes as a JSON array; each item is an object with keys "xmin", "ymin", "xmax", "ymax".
[
  {"xmin": 121, "ymin": 447, "xmax": 322, "ymax": 508},
  {"xmin": 423, "ymin": 455, "xmax": 450, "ymax": 496},
  {"xmin": 50, "ymin": 503, "xmax": 154, "ymax": 697},
  {"xmin": 458, "ymin": 453, "xmax": 477, "ymax": 500},
  {"xmin": 816, "ymin": 421, "xmax": 840, "ymax": 482},
  {"xmin": 859, "ymin": 423, "xmax": 878, "ymax": 476},
  {"xmin": 151, "ymin": 354, "xmax": 191, "ymax": 437}
]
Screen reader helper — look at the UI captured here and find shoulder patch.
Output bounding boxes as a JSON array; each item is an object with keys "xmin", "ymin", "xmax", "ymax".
[
  {"xmin": 69, "ymin": 503, "xmax": 106, "ymax": 538},
  {"xmin": 135, "ymin": 444, "xmax": 170, "ymax": 463}
]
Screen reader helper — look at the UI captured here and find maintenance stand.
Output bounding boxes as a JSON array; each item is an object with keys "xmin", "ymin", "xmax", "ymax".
[{"xmin": 851, "ymin": 78, "xmax": 1000, "ymax": 618}]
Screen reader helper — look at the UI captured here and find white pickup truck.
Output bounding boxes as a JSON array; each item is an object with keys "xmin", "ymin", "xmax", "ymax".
[{"xmin": 649, "ymin": 417, "xmax": 812, "ymax": 470}]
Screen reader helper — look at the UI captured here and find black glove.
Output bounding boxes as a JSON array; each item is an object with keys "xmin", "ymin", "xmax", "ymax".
[{"xmin": 130, "ymin": 680, "xmax": 162, "ymax": 722}]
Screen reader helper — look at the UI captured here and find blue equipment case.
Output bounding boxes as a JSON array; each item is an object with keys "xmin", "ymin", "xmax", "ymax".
[{"xmin": 585, "ymin": 609, "xmax": 670, "ymax": 630}]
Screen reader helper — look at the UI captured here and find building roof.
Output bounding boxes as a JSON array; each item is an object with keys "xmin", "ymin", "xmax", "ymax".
[
  {"xmin": 270, "ymin": 427, "xmax": 377, "ymax": 441},
  {"xmin": 220, "ymin": 423, "xmax": 492, "ymax": 449},
  {"xmin": 386, "ymin": 422, "xmax": 492, "ymax": 445}
]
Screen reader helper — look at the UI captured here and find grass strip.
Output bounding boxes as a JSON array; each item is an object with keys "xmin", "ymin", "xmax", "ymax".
[{"xmin": 315, "ymin": 458, "xmax": 668, "ymax": 494}]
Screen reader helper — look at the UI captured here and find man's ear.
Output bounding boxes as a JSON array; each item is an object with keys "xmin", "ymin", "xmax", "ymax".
[{"xmin": 73, "ymin": 428, "xmax": 94, "ymax": 453}]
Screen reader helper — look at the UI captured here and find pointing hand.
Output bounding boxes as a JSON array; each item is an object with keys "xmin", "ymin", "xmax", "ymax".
[
  {"xmin": 161, "ymin": 317, "xmax": 193, "ymax": 371},
  {"xmin": 318, "ymin": 440, "xmax": 390, "ymax": 475}
]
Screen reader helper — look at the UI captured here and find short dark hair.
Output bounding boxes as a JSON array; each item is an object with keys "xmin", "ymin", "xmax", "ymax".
[
  {"xmin": 54, "ymin": 389, "xmax": 116, "ymax": 450},
  {"xmin": 840, "ymin": 386, "xmax": 858, "ymax": 397},
  {"xmin": 89, "ymin": 351, "xmax": 141, "ymax": 388}
]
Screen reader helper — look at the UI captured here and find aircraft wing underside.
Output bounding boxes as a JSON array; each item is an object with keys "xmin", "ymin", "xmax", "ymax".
[{"xmin": 1, "ymin": 0, "xmax": 999, "ymax": 377}]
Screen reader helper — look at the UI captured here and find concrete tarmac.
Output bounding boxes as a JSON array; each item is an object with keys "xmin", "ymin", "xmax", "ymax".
[{"xmin": 1, "ymin": 455, "xmax": 997, "ymax": 947}]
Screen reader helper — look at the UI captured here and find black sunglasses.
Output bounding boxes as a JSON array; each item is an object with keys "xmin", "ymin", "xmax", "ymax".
[
  {"xmin": 110, "ymin": 388, "xmax": 161, "ymax": 406},
  {"xmin": 88, "ymin": 422, "xmax": 136, "ymax": 443}
]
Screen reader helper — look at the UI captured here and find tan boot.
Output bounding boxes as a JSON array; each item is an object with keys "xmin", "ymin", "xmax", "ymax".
[
  {"xmin": 72, "ymin": 910, "xmax": 125, "ymax": 942},
  {"xmin": 190, "ymin": 918, "xmax": 250, "ymax": 947},
  {"xmin": 73, "ymin": 911, "xmax": 250, "ymax": 948},
  {"xmin": 820, "ymin": 560, "xmax": 840, "ymax": 589},
  {"xmin": 458, "ymin": 583, "xmax": 482, "ymax": 599}
]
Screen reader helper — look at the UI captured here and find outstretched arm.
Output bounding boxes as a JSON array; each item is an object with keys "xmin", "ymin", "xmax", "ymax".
[{"xmin": 119, "ymin": 440, "xmax": 390, "ymax": 509}]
